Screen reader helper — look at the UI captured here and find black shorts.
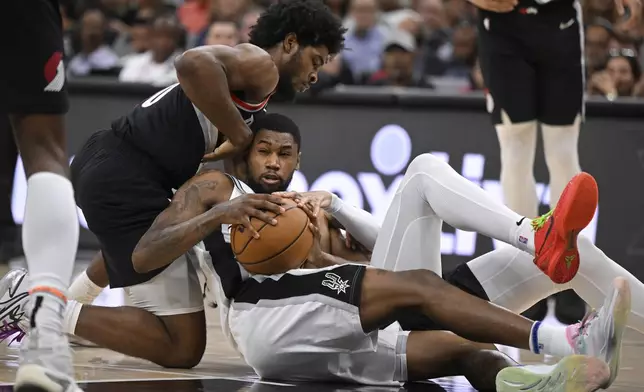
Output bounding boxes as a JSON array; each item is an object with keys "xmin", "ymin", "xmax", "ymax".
[
  {"xmin": 0, "ymin": 0, "xmax": 68, "ymax": 115},
  {"xmin": 478, "ymin": 6, "xmax": 584, "ymax": 126},
  {"xmin": 71, "ymin": 130, "xmax": 173, "ymax": 288}
]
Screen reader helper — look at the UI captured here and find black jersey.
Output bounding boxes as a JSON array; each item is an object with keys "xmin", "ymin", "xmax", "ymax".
[
  {"xmin": 479, "ymin": 0, "xmax": 578, "ymax": 23},
  {"xmin": 110, "ymin": 83, "xmax": 270, "ymax": 189}
]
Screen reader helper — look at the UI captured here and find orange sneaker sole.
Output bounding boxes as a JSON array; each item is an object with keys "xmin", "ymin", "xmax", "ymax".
[{"xmin": 539, "ymin": 172, "xmax": 598, "ymax": 283}]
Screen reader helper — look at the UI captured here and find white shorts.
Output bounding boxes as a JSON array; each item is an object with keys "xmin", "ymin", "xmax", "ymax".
[
  {"xmin": 229, "ymin": 264, "xmax": 409, "ymax": 386},
  {"xmin": 124, "ymin": 252, "xmax": 204, "ymax": 316}
]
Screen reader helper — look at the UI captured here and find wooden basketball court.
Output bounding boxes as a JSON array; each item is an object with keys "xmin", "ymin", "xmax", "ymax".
[{"xmin": 0, "ymin": 264, "xmax": 641, "ymax": 391}]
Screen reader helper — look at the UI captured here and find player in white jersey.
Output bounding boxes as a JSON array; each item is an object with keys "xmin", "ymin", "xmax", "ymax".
[{"xmin": 0, "ymin": 113, "xmax": 632, "ymax": 391}]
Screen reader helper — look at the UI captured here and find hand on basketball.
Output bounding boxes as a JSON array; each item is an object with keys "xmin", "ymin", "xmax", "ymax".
[
  {"xmin": 216, "ymin": 194, "xmax": 286, "ymax": 239},
  {"xmin": 467, "ymin": 0, "xmax": 517, "ymax": 13},
  {"xmin": 272, "ymin": 191, "xmax": 333, "ymax": 217}
]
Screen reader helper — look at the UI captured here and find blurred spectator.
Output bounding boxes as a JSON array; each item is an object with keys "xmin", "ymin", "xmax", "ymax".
[
  {"xmin": 119, "ymin": 15, "xmax": 183, "ymax": 86},
  {"xmin": 178, "ymin": 0, "xmax": 211, "ymax": 35},
  {"xmin": 68, "ymin": 9, "xmax": 120, "ymax": 76},
  {"xmin": 204, "ymin": 20, "xmax": 241, "ymax": 46},
  {"xmin": 588, "ymin": 48, "xmax": 642, "ymax": 97},
  {"xmin": 239, "ymin": 8, "xmax": 263, "ymax": 43},
  {"xmin": 585, "ymin": 19, "xmax": 613, "ymax": 75},
  {"xmin": 583, "ymin": 0, "xmax": 618, "ymax": 24},
  {"xmin": 343, "ymin": 0, "xmax": 389, "ymax": 84},
  {"xmin": 211, "ymin": 0, "xmax": 250, "ymax": 21},
  {"xmin": 443, "ymin": 0, "xmax": 471, "ymax": 28},
  {"xmin": 443, "ymin": 22, "xmax": 477, "ymax": 78},
  {"xmin": 324, "ymin": 0, "xmax": 350, "ymax": 17},
  {"xmin": 414, "ymin": 0, "xmax": 451, "ymax": 76},
  {"xmin": 367, "ymin": 30, "xmax": 432, "ymax": 87},
  {"xmin": 114, "ymin": 17, "xmax": 154, "ymax": 60}
]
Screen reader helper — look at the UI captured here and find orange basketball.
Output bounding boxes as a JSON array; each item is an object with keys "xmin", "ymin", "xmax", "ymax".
[{"xmin": 231, "ymin": 199, "xmax": 314, "ymax": 274}]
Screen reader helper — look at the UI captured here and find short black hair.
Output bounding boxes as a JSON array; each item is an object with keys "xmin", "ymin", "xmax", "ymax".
[
  {"xmin": 250, "ymin": 112, "xmax": 302, "ymax": 150},
  {"xmin": 249, "ymin": 0, "xmax": 346, "ymax": 55}
]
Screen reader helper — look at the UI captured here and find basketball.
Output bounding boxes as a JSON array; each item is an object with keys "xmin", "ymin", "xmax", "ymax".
[{"xmin": 231, "ymin": 198, "xmax": 314, "ymax": 274}]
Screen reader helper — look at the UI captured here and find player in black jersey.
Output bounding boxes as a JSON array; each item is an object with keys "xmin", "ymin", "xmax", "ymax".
[
  {"xmin": 0, "ymin": 0, "xmax": 82, "ymax": 391},
  {"xmin": 472, "ymin": 0, "xmax": 641, "ymax": 327}
]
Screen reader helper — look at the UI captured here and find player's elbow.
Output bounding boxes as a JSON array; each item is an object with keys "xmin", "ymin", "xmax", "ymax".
[{"xmin": 131, "ymin": 247, "xmax": 155, "ymax": 274}]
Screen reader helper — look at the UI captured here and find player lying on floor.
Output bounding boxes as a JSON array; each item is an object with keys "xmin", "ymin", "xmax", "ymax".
[{"xmin": 0, "ymin": 115, "xmax": 631, "ymax": 391}]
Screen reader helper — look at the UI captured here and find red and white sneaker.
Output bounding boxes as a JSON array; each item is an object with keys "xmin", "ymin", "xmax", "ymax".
[{"xmin": 532, "ymin": 172, "xmax": 598, "ymax": 284}]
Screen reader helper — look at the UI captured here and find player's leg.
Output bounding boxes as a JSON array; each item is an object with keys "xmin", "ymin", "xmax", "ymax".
[
  {"xmin": 1, "ymin": 0, "xmax": 80, "ymax": 389},
  {"xmin": 359, "ymin": 266, "xmax": 629, "ymax": 385},
  {"xmin": 4, "ymin": 254, "xmax": 207, "ymax": 368},
  {"xmin": 478, "ymin": 15, "xmax": 540, "ymax": 219},
  {"xmin": 370, "ymin": 152, "xmax": 597, "ymax": 284},
  {"xmin": 67, "ymin": 253, "xmax": 207, "ymax": 368},
  {"xmin": 459, "ymin": 235, "xmax": 644, "ymax": 334},
  {"xmin": 535, "ymin": 5, "xmax": 584, "ymax": 207}
]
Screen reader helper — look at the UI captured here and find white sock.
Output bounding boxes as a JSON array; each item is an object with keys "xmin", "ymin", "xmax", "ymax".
[
  {"xmin": 467, "ymin": 235, "xmax": 644, "ymax": 334},
  {"xmin": 542, "ymin": 117, "xmax": 582, "ymax": 206},
  {"xmin": 530, "ymin": 321, "xmax": 573, "ymax": 357},
  {"xmin": 69, "ymin": 271, "xmax": 103, "ymax": 305},
  {"xmin": 23, "ymin": 173, "xmax": 79, "ymax": 332},
  {"xmin": 63, "ymin": 300, "xmax": 83, "ymax": 335},
  {"xmin": 404, "ymin": 154, "xmax": 535, "ymax": 254},
  {"xmin": 496, "ymin": 119, "xmax": 540, "ymax": 218}
]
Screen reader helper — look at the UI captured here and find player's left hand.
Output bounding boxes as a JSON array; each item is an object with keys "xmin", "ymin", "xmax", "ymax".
[
  {"xmin": 614, "ymin": 0, "xmax": 642, "ymax": 31},
  {"xmin": 273, "ymin": 190, "xmax": 333, "ymax": 217},
  {"xmin": 202, "ymin": 139, "xmax": 238, "ymax": 162}
]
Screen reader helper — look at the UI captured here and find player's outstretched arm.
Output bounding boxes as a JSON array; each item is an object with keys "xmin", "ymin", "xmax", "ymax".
[
  {"xmin": 132, "ymin": 170, "xmax": 233, "ymax": 273},
  {"xmin": 175, "ymin": 44, "xmax": 278, "ymax": 161},
  {"xmin": 132, "ymin": 171, "xmax": 286, "ymax": 273}
]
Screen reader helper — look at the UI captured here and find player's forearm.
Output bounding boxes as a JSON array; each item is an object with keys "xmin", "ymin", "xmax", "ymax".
[
  {"xmin": 132, "ymin": 208, "xmax": 225, "ymax": 273},
  {"xmin": 175, "ymin": 49, "xmax": 252, "ymax": 147},
  {"xmin": 324, "ymin": 194, "xmax": 380, "ymax": 251}
]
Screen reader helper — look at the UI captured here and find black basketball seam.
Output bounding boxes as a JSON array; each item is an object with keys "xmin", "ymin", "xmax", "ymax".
[
  {"xmin": 232, "ymin": 205, "xmax": 299, "ymax": 256},
  {"xmin": 240, "ymin": 215, "xmax": 310, "ymax": 265}
]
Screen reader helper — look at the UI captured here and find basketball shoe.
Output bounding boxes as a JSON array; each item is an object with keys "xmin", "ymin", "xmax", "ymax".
[
  {"xmin": 532, "ymin": 172, "xmax": 599, "ymax": 284},
  {"xmin": 566, "ymin": 277, "xmax": 630, "ymax": 388},
  {"xmin": 0, "ymin": 269, "xmax": 29, "ymax": 345},
  {"xmin": 11, "ymin": 277, "xmax": 83, "ymax": 391},
  {"xmin": 496, "ymin": 355, "xmax": 610, "ymax": 392}
]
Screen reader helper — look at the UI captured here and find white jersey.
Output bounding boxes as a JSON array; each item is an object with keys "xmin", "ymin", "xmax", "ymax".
[{"xmin": 191, "ymin": 175, "xmax": 254, "ymax": 352}]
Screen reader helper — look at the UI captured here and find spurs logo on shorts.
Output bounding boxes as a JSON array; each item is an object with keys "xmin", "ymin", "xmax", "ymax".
[{"xmin": 321, "ymin": 273, "xmax": 350, "ymax": 294}]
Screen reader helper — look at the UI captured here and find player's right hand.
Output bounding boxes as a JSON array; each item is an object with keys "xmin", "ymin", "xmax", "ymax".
[
  {"xmin": 273, "ymin": 191, "xmax": 333, "ymax": 217},
  {"xmin": 214, "ymin": 194, "xmax": 286, "ymax": 239},
  {"xmin": 468, "ymin": 0, "xmax": 517, "ymax": 12}
]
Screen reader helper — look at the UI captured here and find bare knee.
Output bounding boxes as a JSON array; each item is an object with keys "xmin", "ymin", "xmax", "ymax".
[{"xmin": 157, "ymin": 313, "xmax": 207, "ymax": 369}]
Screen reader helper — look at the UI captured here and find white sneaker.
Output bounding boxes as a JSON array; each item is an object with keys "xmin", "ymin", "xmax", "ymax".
[
  {"xmin": 14, "ymin": 286, "xmax": 83, "ymax": 392},
  {"xmin": 0, "ymin": 269, "xmax": 29, "ymax": 345},
  {"xmin": 565, "ymin": 277, "xmax": 631, "ymax": 388},
  {"xmin": 496, "ymin": 355, "xmax": 610, "ymax": 392}
]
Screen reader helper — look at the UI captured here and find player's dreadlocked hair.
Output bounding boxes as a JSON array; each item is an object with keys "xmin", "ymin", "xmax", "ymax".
[{"xmin": 249, "ymin": 0, "xmax": 346, "ymax": 55}]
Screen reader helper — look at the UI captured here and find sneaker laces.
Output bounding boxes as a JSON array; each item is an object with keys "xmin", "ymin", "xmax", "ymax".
[
  {"xmin": 531, "ymin": 209, "xmax": 554, "ymax": 231},
  {"xmin": 570, "ymin": 310, "xmax": 599, "ymax": 352}
]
